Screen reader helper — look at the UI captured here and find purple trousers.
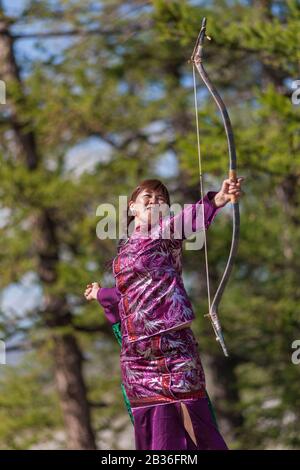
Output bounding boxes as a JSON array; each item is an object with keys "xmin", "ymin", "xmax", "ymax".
[
  {"xmin": 120, "ymin": 328, "xmax": 228, "ymax": 450},
  {"xmin": 132, "ymin": 398, "xmax": 228, "ymax": 450}
]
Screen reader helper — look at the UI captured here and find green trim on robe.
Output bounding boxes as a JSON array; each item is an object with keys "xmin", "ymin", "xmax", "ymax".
[
  {"xmin": 112, "ymin": 321, "xmax": 122, "ymax": 347},
  {"xmin": 205, "ymin": 390, "xmax": 219, "ymax": 430},
  {"xmin": 112, "ymin": 322, "xmax": 134, "ymax": 424}
]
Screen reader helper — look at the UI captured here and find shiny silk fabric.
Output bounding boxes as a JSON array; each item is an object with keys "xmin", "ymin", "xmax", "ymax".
[
  {"xmin": 113, "ymin": 191, "xmax": 222, "ymax": 343},
  {"xmin": 120, "ymin": 327, "xmax": 206, "ymax": 408},
  {"xmin": 97, "ymin": 191, "xmax": 228, "ymax": 449}
]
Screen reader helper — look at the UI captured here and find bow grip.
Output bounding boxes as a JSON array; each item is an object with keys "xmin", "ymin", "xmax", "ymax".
[{"xmin": 229, "ymin": 170, "xmax": 238, "ymax": 203}]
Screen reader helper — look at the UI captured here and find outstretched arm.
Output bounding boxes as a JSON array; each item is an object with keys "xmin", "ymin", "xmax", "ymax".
[
  {"xmin": 161, "ymin": 191, "xmax": 224, "ymax": 240},
  {"xmin": 84, "ymin": 282, "xmax": 121, "ymax": 325},
  {"xmin": 84, "ymin": 281, "xmax": 134, "ymax": 423},
  {"xmin": 97, "ymin": 287, "xmax": 134, "ymax": 423},
  {"xmin": 97, "ymin": 286, "xmax": 121, "ymax": 325}
]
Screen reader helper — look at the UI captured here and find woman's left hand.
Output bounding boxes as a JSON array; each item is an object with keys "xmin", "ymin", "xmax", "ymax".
[{"xmin": 213, "ymin": 177, "xmax": 245, "ymax": 208}]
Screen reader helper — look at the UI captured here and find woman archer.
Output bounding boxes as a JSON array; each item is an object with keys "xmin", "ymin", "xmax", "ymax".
[{"xmin": 84, "ymin": 177, "xmax": 243, "ymax": 450}]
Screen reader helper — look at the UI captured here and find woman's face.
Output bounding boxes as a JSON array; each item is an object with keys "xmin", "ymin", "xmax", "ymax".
[{"xmin": 130, "ymin": 188, "xmax": 168, "ymax": 226}]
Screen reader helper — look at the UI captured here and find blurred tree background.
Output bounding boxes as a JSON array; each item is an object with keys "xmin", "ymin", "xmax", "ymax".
[{"xmin": 0, "ymin": 0, "xmax": 299, "ymax": 450}]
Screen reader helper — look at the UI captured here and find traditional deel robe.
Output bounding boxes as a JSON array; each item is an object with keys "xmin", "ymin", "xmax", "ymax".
[{"xmin": 97, "ymin": 191, "xmax": 228, "ymax": 450}]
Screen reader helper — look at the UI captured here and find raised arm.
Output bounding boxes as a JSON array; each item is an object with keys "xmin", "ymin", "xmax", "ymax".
[{"xmin": 161, "ymin": 191, "xmax": 223, "ymax": 240}]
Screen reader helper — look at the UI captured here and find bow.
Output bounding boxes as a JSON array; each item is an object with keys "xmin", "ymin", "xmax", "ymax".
[{"xmin": 191, "ymin": 18, "xmax": 240, "ymax": 357}]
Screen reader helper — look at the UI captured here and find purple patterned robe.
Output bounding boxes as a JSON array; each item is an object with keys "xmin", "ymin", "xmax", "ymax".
[{"xmin": 97, "ymin": 191, "xmax": 228, "ymax": 450}]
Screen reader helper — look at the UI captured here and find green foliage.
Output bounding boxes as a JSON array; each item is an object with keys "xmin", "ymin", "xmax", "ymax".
[
  {"xmin": 0, "ymin": 0, "xmax": 300, "ymax": 450},
  {"xmin": 0, "ymin": 354, "xmax": 61, "ymax": 449}
]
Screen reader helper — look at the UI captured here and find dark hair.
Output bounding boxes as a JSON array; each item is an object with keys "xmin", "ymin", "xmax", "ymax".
[
  {"xmin": 124, "ymin": 179, "xmax": 170, "ymax": 239},
  {"xmin": 104, "ymin": 179, "xmax": 171, "ymax": 271}
]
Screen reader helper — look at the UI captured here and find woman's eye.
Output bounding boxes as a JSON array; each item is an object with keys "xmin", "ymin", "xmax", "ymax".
[{"xmin": 142, "ymin": 194, "xmax": 165, "ymax": 203}]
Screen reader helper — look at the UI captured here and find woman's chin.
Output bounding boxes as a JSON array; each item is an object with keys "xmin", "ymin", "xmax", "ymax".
[{"xmin": 139, "ymin": 213, "xmax": 153, "ymax": 227}]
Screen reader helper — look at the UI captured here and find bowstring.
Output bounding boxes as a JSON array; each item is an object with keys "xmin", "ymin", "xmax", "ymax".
[{"xmin": 192, "ymin": 64, "xmax": 212, "ymax": 316}]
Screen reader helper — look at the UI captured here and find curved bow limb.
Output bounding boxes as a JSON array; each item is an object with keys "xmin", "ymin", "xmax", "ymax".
[{"xmin": 191, "ymin": 18, "xmax": 240, "ymax": 357}]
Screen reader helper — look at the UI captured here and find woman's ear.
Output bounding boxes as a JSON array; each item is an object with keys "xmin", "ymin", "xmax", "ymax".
[{"xmin": 129, "ymin": 203, "xmax": 136, "ymax": 216}]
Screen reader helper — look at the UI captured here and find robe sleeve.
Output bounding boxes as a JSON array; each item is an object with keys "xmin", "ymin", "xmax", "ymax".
[
  {"xmin": 161, "ymin": 191, "xmax": 224, "ymax": 240},
  {"xmin": 97, "ymin": 286, "xmax": 121, "ymax": 325}
]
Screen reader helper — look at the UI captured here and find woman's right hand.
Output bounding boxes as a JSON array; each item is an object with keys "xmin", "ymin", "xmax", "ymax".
[{"xmin": 84, "ymin": 282, "xmax": 101, "ymax": 301}]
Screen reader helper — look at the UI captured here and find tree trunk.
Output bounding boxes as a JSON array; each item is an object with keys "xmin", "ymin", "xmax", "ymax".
[
  {"xmin": 0, "ymin": 11, "xmax": 96, "ymax": 449},
  {"xmin": 53, "ymin": 334, "xmax": 96, "ymax": 450}
]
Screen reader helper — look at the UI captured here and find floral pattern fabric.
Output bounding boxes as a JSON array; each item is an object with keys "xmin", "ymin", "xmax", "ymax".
[
  {"xmin": 112, "ymin": 191, "xmax": 222, "ymax": 343},
  {"xmin": 97, "ymin": 191, "xmax": 223, "ymax": 408},
  {"xmin": 120, "ymin": 327, "xmax": 206, "ymax": 408}
]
